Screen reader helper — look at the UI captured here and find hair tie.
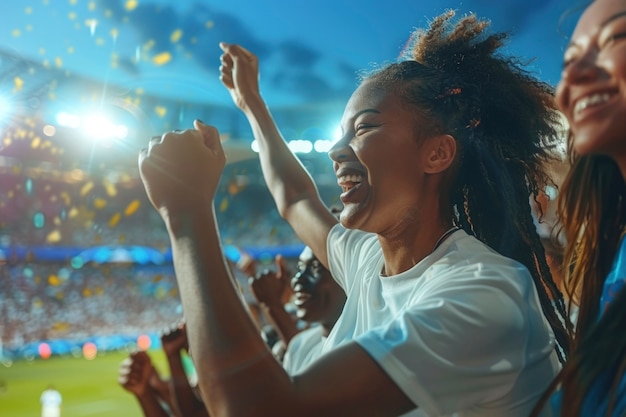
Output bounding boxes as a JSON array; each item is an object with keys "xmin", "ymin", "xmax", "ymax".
[{"xmin": 436, "ymin": 87, "xmax": 462, "ymax": 100}]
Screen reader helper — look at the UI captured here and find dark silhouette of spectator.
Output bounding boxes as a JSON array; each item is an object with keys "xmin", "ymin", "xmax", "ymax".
[
  {"xmin": 160, "ymin": 322, "xmax": 208, "ymax": 417},
  {"xmin": 118, "ymin": 350, "xmax": 172, "ymax": 417},
  {"xmin": 119, "ymin": 321, "xmax": 208, "ymax": 417}
]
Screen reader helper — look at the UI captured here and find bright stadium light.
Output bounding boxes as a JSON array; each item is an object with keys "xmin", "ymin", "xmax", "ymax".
[
  {"xmin": 56, "ymin": 111, "xmax": 80, "ymax": 129},
  {"xmin": 288, "ymin": 139, "xmax": 313, "ymax": 154},
  {"xmin": 56, "ymin": 112, "xmax": 81, "ymax": 129},
  {"xmin": 314, "ymin": 139, "xmax": 334, "ymax": 153},
  {"xmin": 83, "ymin": 114, "xmax": 128, "ymax": 140},
  {"xmin": 250, "ymin": 140, "xmax": 259, "ymax": 153}
]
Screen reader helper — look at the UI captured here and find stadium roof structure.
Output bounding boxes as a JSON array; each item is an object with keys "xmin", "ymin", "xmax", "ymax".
[{"xmin": 0, "ymin": 0, "xmax": 579, "ymax": 172}]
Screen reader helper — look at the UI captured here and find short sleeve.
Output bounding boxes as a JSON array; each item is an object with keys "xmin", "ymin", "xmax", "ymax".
[
  {"xmin": 326, "ymin": 224, "xmax": 379, "ymax": 292},
  {"xmin": 356, "ymin": 271, "xmax": 548, "ymax": 416}
]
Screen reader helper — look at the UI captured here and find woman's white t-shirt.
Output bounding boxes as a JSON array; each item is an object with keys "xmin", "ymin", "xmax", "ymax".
[{"xmin": 316, "ymin": 225, "xmax": 558, "ymax": 417}]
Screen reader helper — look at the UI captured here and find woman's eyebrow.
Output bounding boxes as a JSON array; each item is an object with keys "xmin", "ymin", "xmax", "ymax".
[
  {"xmin": 601, "ymin": 10, "xmax": 626, "ymax": 29},
  {"xmin": 565, "ymin": 11, "xmax": 626, "ymax": 50}
]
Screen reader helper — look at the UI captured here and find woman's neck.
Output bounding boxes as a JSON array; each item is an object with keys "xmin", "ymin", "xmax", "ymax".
[{"xmin": 378, "ymin": 223, "xmax": 456, "ymax": 276}]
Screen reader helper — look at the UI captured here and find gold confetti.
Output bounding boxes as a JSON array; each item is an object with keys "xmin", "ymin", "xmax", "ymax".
[
  {"xmin": 109, "ymin": 213, "xmax": 121, "ymax": 227},
  {"xmin": 25, "ymin": 7, "xmax": 33, "ymax": 14},
  {"xmin": 110, "ymin": 28, "xmax": 119, "ymax": 39},
  {"xmin": 155, "ymin": 106, "xmax": 167, "ymax": 117},
  {"xmin": 124, "ymin": 199, "xmax": 140, "ymax": 216},
  {"xmin": 93, "ymin": 198, "xmax": 107, "ymax": 209},
  {"xmin": 55, "ymin": 57, "xmax": 63, "ymax": 68},
  {"xmin": 205, "ymin": 20, "xmax": 214, "ymax": 29},
  {"xmin": 46, "ymin": 230, "xmax": 62, "ymax": 243},
  {"xmin": 80, "ymin": 181, "xmax": 94, "ymax": 196},
  {"xmin": 143, "ymin": 39, "xmax": 155, "ymax": 51},
  {"xmin": 61, "ymin": 192, "xmax": 71, "ymax": 206},
  {"xmin": 68, "ymin": 12, "xmax": 77, "ymax": 20},
  {"xmin": 13, "ymin": 77, "xmax": 23, "ymax": 91},
  {"xmin": 219, "ymin": 197, "xmax": 229, "ymax": 212},
  {"xmin": 48, "ymin": 274, "xmax": 60, "ymax": 286},
  {"xmin": 30, "ymin": 136, "xmax": 41, "ymax": 149},
  {"xmin": 170, "ymin": 29, "xmax": 183, "ymax": 43},
  {"xmin": 103, "ymin": 180, "xmax": 117, "ymax": 197},
  {"xmin": 11, "ymin": 29, "xmax": 21, "ymax": 37},
  {"xmin": 125, "ymin": 0, "xmax": 138, "ymax": 11},
  {"xmin": 152, "ymin": 51, "xmax": 172, "ymax": 66}
]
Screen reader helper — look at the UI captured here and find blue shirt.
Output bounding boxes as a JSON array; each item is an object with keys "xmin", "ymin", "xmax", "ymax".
[{"xmin": 552, "ymin": 236, "xmax": 626, "ymax": 416}]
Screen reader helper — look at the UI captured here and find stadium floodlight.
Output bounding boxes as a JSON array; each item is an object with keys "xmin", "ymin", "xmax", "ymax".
[
  {"xmin": 314, "ymin": 139, "xmax": 333, "ymax": 153},
  {"xmin": 288, "ymin": 139, "xmax": 313, "ymax": 154},
  {"xmin": 56, "ymin": 112, "xmax": 81, "ymax": 129},
  {"xmin": 83, "ymin": 114, "xmax": 128, "ymax": 141}
]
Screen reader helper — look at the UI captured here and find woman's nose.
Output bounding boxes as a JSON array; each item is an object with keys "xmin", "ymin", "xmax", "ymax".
[
  {"xmin": 561, "ymin": 49, "xmax": 601, "ymax": 84},
  {"xmin": 328, "ymin": 140, "xmax": 350, "ymax": 162}
]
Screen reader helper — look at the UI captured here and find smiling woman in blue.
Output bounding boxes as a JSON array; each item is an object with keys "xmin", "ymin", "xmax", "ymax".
[{"xmin": 531, "ymin": 0, "xmax": 626, "ymax": 415}]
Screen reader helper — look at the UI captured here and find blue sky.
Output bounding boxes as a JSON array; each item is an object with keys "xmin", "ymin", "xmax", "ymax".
[{"xmin": 1, "ymin": 0, "xmax": 582, "ymax": 109}]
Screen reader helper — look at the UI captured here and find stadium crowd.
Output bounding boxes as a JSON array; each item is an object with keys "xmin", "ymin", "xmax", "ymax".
[{"xmin": 3, "ymin": 1, "xmax": 626, "ymax": 416}]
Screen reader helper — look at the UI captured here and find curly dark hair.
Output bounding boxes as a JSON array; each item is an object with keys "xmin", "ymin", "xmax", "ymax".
[{"xmin": 362, "ymin": 10, "xmax": 571, "ymax": 362}]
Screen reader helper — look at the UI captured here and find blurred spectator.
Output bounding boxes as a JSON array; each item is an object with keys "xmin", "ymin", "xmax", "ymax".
[
  {"xmin": 160, "ymin": 322, "xmax": 207, "ymax": 417},
  {"xmin": 118, "ymin": 350, "xmax": 172, "ymax": 417},
  {"xmin": 40, "ymin": 384, "xmax": 62, "ymax": 417},
  {"xmin": 119, "ymin": 321, "xmax": 208, "ymax": 417},
  {"xmin": 248, "ymin": 245, "xmax": 346, "ymax": 372},
  {"xmin": 1, "ymin": 263, "xmax": 181, "ymax": 353}
]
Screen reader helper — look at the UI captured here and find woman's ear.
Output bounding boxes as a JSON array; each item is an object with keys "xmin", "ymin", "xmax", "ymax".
[{"xmin": 423, "ymin": 134, "xmax": 456, "ymax": 174}]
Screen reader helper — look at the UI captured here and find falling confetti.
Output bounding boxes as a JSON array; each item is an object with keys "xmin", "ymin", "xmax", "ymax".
[
  {"xmin": 124, "ymin": 199, "xmax": 140, "ymax": 216},
  {"xmin": 152, "ymin": 51, "xmax": 172, "ymax": 66},
  {"xmin": 80, "ymin": 181, "xmax": 94, "ymax": 196},
  {"xmin": 46, "ymin": 230, "xmax": 62, "ymax": 243},
  {"xmin": 125, "ymin": 0, "xmax": 138, "ymax": 12},
  {"xmin": 13, "ymin": 76, "xmax": 24, "ymax": 91},
  {"xmin": 155, "ymin": 106, "xmax": 167, "ymax": 117},
  {"xmin": 109, "ymin": 212, "xmax": 121, "ymax": 227},
  {"xmin": 93, "ymin": 198, "xmax": 107, "ymax": 209},
  {"xmin": 219, "ymin": 197, "xmax": 229, "ymax": 212},
  {"xmin": 170, "ymin": 29, "xmax": 183, "ymax": 43}
]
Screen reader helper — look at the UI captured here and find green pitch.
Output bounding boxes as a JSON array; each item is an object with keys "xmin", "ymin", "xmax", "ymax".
[{"xmin": 0, "ymin": 349, "xmax": 170, "ymax": 417}]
